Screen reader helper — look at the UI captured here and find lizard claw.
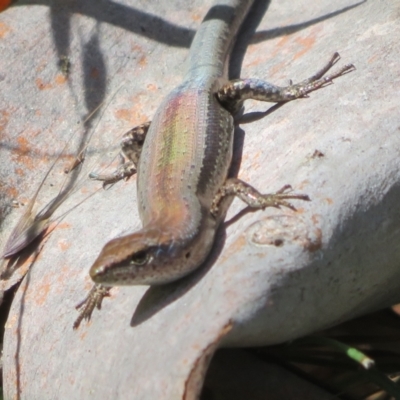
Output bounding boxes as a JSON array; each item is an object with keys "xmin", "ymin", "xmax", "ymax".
[{"xmin": 73, "ymin": 284, "xmax": 111, "ymax": 329}]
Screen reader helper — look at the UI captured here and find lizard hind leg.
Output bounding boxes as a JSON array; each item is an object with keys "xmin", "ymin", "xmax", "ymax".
[
  {"xmin": 211, "ymin": 178, "xmax": 310, "ymax": 218},
  {"xmin": 217, "ymin": 52, "xmax": 355, "ymax": 113},
  {"xmin": 89, "ymin": 121, "xmax": 151, "ymax": 186}
]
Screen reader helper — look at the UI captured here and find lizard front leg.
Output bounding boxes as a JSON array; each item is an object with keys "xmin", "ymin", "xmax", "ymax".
[
  {"xmin": 217, "ymin": 52, "xmax": 355, "ymax": 113},
  {"xmin": 89, "ymin": 121, "xmax": 151, "ymax": 185},
  {"xmin": 73, "ymin": 284, "xmax": 111, "ymax": 329}
]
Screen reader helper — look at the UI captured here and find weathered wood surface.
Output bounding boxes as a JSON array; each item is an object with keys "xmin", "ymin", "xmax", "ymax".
[{"xmin": 1, "ymin": 0, "xmax": 399, "ymax": 398}]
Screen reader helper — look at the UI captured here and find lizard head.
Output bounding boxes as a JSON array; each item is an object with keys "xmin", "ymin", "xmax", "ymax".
[{"xmin": 89, "ymin": 226, "xmax": 195, "ymax": 286}]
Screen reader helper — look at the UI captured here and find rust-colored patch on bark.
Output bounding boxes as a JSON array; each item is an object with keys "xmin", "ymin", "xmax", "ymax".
[
  {"xmin": 115, "ymin": 109, "xmax": 131, "ymax": 121},
  {"xmin": 35, "ymin": 78, "xmax": 53, "ymax": 90},
  {"xmin": 16, "ymin": 136, "xmax": 29, "ymax": 154},
  {"xmin": 0, "ymin": 108, "xmax": 10, "ymax": 133},
  {"xmin": 273, "ymin": 34, "xmax": 290, "ymax": 58},
  {"xmin": 138, "ymin": 54, "xmax": 147, "ymax": 67},
  {"xmin": 53, "ymin": 222, "xmax": 71, "ymax": 230},
  {"xmin": 297, "ymin": 180, "xmax": 310, "ymax": 190},
  {"xmin": 83, "ymin": 278, "xmax": 95, "ymax": 291},
  {"xmin": 59, "ymin": 264, "xmax": 73, "ymax": 282},
  {"xmin": 293, "ymin": 36, "xmax": 316, "ymax": 58},
  {"xmin": 55, "ymin": 74, "xmax": 67, "ymax": 85},
  {"xmin": 0, "ymin": 20, "xmax": 11, "ymax": 36},
  {"xmin": 34, "ymin": 279, "xmax": 51, "ymax": 306},
  {"xmin": 62, "ymin": 154, "xmax": 76, "ymax": 171},
  {"xmin": 219, "ymin": 235, "xmax": 246, "ymax": 264},
  {"xmin": 368, "ymin": 53, "xmax": 378, "ymax": 64},
  {"xmin": 115, "ymin": 105, "xmax": 148, "ymax": 126},
  {"xmin": 131, "ymin": 43, "xmax": 144, "ymax": 53},
  {"xmin": 276, "ymin": 34, "xmax": 290, "ymax": 49},
  {"xmin": 5, "ymin": 184, "xmax": 18, "ymax": 198},
  {"xmin": 79, "ymin": 185, "xmax": 93, "ymax": 195},
  {"xmin": 4, "ymin": 313, "xmax": 17, "ymax": 329},
  {"xmin": 146, "ymin": 83, "xmax": 157, "ymax": 91},
  {"xmin": 311, "ymin": 214, "xmax": 321, "ymax": 225},
  {"xmin": 76, "ymin": 324, "xmax": 90, "ymax": 340},
  {"xmin": 292, "ymin": 27, "xmax": 321, "ymax": 60},
  {"xmin": 58, "ymin": 239, "xmax": 70, "ymax": 252},
  {"xmin": 294, "ymin": 207, "xmax": 306, "ymax": 215},
  {"xmin": 131, "ymin": 43, "xmax": 147, "ymax": 68},
  {"xmin": 191, "ymin": 11, "xmax": 202, "ymax": 22},
  {"xmin": 11, "ymin": 136, "xmax": 35, "ymax": 170},
  {"xmin": 268, "ymin": 59, "xmax": 288, "ymax": 78}
]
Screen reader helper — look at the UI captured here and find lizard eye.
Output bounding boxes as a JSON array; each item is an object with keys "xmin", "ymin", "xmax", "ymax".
[{"xmin": 130, "ymin": 250, "xmax": 149, "ymax": 265}]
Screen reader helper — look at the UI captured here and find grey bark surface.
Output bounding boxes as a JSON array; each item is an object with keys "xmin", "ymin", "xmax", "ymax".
[{"xmin": 0, "ymin": 0, "xmax": 399, "ymax": 398}]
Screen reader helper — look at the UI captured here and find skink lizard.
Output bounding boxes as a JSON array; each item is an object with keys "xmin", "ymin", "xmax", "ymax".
[{"xmin": 74, "ymin": 0, "xmax": 354, "ymax": 327}]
